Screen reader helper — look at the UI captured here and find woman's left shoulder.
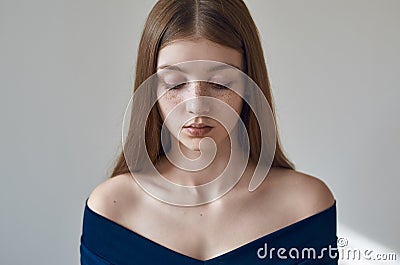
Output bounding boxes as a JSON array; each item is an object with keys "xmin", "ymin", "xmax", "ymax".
[{"xmin": 264, "ymin": 168, "xmax": 336, "ymax": 217}]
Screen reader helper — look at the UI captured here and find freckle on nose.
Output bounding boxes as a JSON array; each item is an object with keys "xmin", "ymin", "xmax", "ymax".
[{"xmin": 191, "ymin": 82, "xmax": 211, "ymax": 96}]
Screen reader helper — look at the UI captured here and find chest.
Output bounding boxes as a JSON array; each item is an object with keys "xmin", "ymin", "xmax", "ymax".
[{"xmin": 118, "ymin": 194, "xmax": 291, "ymax": 260}]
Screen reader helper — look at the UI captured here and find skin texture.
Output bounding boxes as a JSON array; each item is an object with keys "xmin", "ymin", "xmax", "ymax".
[
  {"xmin": 155, "ymin": 38, "xmax": 246, "ymax": 186},
  {"xmin": 87, "ymin": 38, "xmax": 335, "ymax": 261}
]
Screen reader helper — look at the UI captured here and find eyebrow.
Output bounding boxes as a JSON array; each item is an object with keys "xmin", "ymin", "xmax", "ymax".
[
  {"xmin": 156, "ymin": 62, "xmax": 241, "ymax": 72},
  {"xmin": 157, "ymin": 65, "xmax": 186, "ymax": 72}
]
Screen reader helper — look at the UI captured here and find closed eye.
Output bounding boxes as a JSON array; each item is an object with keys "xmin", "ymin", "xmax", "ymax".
[
  {"xmin": 163, "ymin": 81, "xmax": 232, "ymax": 90},
  {"xmin": 161, "ymin": 81, "xmax": 188, "ymax": 90},
  {"xmin": 209, "ymin": 82, "xmax": 232, "ymax": 90},
  {"xmin": 168, "ymin": 83, "xmax": 187, "ymax": 90}
]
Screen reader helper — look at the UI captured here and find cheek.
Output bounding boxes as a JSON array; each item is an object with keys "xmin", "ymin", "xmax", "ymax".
[
  {"xmin": 157, "ymin": 92, "xmax": 182, "ymax": 119},
  {"xmin": 158, "ymin": 89, "xmax": 243, "ymax": 118},
  {"xmin": 214, "ymin": 90, "xmax": 243, "ymax": 114}
]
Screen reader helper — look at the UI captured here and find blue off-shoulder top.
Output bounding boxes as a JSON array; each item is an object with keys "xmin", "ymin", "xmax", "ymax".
[{"xmin": 80, "ymin": 198, "xmax": 338, "ymax": 264}]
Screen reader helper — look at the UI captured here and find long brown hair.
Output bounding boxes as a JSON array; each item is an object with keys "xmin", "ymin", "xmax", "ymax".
[{"xmin": 110, "ymin": 0, "xmax": 295, "ymax": 178}]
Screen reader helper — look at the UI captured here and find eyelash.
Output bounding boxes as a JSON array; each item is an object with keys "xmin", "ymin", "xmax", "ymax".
[{"xmin": 164, "ymin": 82, "xmax": 231, "ymax": 90}]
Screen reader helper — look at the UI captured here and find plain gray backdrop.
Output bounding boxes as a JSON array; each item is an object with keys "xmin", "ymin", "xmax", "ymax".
[{"xmin": 1, "ymin": 0, "xmax": 399, "ymax": 264}]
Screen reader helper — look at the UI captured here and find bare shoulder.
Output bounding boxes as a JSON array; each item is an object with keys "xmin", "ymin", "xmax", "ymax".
[
  {"xmin": 265, "ymin": 168, "xmax": 336, "ymax": 218},
  {"xmin": 87, "ymin": 173, "xmax": 139, "ymax": 220}
]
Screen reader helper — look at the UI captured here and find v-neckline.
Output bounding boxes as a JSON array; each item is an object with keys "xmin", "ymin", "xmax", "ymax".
[{"xmin": 84, "ymin": 198, "xmax": 336, "ymax": 262}]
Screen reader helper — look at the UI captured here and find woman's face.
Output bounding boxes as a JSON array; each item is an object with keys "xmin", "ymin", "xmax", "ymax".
[{"xmin": 156, "ymin": 38, "xmax": 244, "ymax": 151}]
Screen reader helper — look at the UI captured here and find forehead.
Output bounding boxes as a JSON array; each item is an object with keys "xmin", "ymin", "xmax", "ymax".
[{"xmin": 157, "ymin": 38, "xmax": 243, "ymax": 71}]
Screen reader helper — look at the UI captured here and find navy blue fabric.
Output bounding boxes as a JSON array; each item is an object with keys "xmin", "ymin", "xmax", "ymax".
[{"xmin": 80, "ymin": 198, "xmax": 338, "ymax": 264}]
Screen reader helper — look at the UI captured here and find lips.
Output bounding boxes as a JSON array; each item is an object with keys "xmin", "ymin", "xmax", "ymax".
[
  {"xmin": 184, "ymin": 123, "xmax": 210, "ymax": 128},
  {"xmin": 183, "ymin": 123, "xmax": 213, "ymax": 136}
]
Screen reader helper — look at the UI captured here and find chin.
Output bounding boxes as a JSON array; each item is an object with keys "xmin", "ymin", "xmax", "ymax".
[
  {"xmin": 182, "ymin": 137, "xmax": 227, "ymax": 152},
  {"xmin": 180, "ymin": 139, "xmax": 202, "ymax": 152}
]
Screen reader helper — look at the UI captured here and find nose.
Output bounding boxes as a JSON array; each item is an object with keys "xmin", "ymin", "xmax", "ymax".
[{"xmin": 185, "ymin": 82, "xmax": 210, "ymax": 115}]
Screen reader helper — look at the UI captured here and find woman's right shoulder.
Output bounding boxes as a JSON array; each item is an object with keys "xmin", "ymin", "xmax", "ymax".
[{"xmin": 86, "ymin": 173, "xmax": 139, "ymax": 221}]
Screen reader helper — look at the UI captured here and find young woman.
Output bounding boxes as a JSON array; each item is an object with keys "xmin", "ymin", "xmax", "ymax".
[{"xmin": 80, "ymin": 0, "xmax": 338, "ymax": 264}]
